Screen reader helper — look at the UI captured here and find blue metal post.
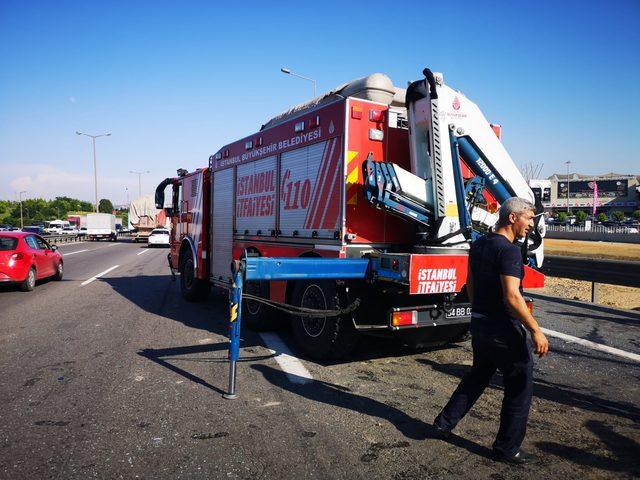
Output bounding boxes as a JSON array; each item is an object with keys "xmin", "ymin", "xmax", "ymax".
[
  {"xmin": 223, "ymin": 262, "xmax": 244, "ymax": 400},
  {"xmin": 222, "ymin": 256, "xmax": 369, "ymax": 399}
]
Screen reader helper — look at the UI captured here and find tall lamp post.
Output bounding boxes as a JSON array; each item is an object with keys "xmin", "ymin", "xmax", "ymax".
[
  {"xmin": 280, "ymin": 67, "xmax": 317, "ymax": 98},
  {"xmin": 129, "ymin": 170, "xmax": 150, "ymax": 198},
  {"xmin": 76, "ymin": 131, "xmax": 111, "ymax": 212},
  {"xmin": 19, "ymin": 190, "xmax": 27, "ymax": 229},
  {"xmin": 565, "ymin": 160, "xmax": 572, "ymax": 213}
]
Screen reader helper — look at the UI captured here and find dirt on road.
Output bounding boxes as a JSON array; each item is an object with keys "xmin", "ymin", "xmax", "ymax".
[
  {"xmin": 544, "ymin": 239, "xmax": 640, "ymax": 261},
  {"xmin": 541, "ymin": 239, "xmax": 640, "ymax": 310}
]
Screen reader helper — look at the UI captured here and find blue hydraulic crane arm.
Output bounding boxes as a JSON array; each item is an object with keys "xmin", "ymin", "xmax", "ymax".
[
  {"xmin": 244, "ymin": 257, "xmax": 370, "ymax": 281},
  {"xmin": 456, "ymin": 135, "xmax": 515, "ymax": 204},
  {"xmin": 448, "ymin": 128, "xmax": 473, "ymax": 240}
]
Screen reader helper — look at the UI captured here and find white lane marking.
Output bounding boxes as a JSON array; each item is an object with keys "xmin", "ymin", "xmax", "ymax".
[
  {"xmin": 259, "ymin": 332, "xmax": 313, "ymax": 384},
  {"xmin": 81, "ymin": 265, "xmax": 119, "ymax": 286},
  {"xmin": 63, "ymin": 249, "xmax": 88, "ymax": 256},
  {"xmin": 542, "ymin": 327, "xmax": 640, "ymax": 363},
  {"xmin": 137, "ymin": 249, "xmax": 150, "ymax": 255},
  {"xmin": 106, "ymin": 243, "xmax": 119, "ymax": 247}
]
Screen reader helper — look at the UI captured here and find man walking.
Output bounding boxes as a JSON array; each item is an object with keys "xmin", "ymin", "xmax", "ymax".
[{"xmin": 434, "ymin": 197, "xmax": 549, "ymax": 464}]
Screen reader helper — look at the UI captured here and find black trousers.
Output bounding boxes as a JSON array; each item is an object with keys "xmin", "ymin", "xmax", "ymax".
[{"xmin": 435, "ymin": 324, "xmax": 533, "ymax": 455}]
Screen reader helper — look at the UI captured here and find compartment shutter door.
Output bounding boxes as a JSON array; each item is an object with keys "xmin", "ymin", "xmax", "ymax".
[
  {"xmin": 279, "ymin": 138, "xmax": 342, "ymax": 238},
  {"xmin": 211, "ymin": 168, "xmax": 234, "ymax": 282},
  {"xmin": 235, "ymin": 155, "xmax": 277, "ymax": 235}
]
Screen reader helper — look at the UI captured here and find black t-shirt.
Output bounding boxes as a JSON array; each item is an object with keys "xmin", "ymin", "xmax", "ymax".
[{"xmin": 469, "ymin": 232, "xmax": 524, "ymax": 332}]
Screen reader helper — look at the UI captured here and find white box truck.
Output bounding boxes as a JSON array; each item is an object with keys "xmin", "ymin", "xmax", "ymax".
[{"xmin": 86, "ymin": 213, "xmax": 117, "ymax": 241}]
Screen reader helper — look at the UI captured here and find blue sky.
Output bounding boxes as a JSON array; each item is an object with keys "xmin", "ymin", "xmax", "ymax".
[{"xmin": 1, "ymin": 0, "xmax": 638, "ymax": 204}]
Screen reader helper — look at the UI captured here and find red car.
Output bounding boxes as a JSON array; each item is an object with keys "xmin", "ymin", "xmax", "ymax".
[{"xmin": 0, "ymin": 232, "xmax": 63, "ymax": 291}]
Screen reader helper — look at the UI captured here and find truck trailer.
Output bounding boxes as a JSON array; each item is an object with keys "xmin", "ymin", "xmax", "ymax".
[
  {"xmin": 129, "ymin": 196, "xmax": 161, "ymax": 243},
  {"xmin": 86, "ymin": 213, "xmax": 117, "ymax": 241},
  {"xmin": 155, "ymin": 68, "xmax": 546, "ymax": 359}
]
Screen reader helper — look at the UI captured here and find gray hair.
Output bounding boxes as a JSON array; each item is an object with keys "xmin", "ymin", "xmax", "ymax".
[{"xmin": 497, "ymin": 197, "xmax": 535, "ymax": 227}]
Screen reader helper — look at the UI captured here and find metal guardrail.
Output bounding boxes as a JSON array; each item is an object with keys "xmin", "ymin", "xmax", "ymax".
[
  {"xmin": 546, "ymin": 224, "xmax": 639, "ymax": 234},
  {"xmin": 43, "ymin": 232, "xmax": 133, "ymax": 243},
  {"xmin": 542, "ymin": 255, "xmax": 640, "ymax": 289},
  {"xmin": 44, "ymin": 234, "xmax": 84, "ymax": 243}
]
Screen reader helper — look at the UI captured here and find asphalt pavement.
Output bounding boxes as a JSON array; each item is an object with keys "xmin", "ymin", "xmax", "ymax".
[{"xmin": 0, "ymin": 240, "xmax": 638, "ymax": 479}]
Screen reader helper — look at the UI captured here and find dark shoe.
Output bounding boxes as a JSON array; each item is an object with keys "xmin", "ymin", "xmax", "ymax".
[
  {"xmin": 432, "ymin": 422, "xmax": 452, "ymax": 439},
  {"xmin": 493, "ymin": 449, "xmax": 537, "ymax": 465}
]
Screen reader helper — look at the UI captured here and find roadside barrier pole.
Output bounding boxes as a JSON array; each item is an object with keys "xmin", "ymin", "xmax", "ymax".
[
  {"xmin": 591, "ymin": 282, "xmax": 600, "ymax": 304},
  {"xmin": 223, "ymin": 261, "xmax": 244, "ymax": 400}
]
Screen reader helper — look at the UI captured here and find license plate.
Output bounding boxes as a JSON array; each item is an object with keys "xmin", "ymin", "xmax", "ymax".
[{"xmin": 445, "ymin": 306, "xmax": 472, "ymax": 318}]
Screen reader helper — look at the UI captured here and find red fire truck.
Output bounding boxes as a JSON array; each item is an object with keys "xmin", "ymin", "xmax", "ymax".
[{"xmin": 155, "ymin": 68, "xmax": 545, "ymax": 359}]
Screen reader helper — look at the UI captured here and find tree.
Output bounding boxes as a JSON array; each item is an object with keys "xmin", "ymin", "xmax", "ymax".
[
  {"xmin": 98, "ymin": 199, "xmax": 114, "ymax": 213},
  {"xmin": 597, "ymin": 213, "xmax": 607, "ymax": 222},
  {"xmin": 611, "ymin": 210, "xmax": 625, "ymax": 222},
  {"xmin": 575, "ymin": 210, "xmax": 587, "ymax": 222},
  {"xmin": 633, "ymin": 210, "xmax": 640, "ymax": 220}
]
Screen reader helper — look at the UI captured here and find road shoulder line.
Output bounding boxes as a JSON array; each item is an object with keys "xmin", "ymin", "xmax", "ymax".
[
  {"xmin": 259, "ymin": 332, "xmax": 313, "ymax": 384},
  {"xmin": 81, "ymin": 265, "xmax": 119, "ymax": 286},
  {"xmin": 541, "ymin": 327, "xmax": 640, "ymax": 363},
  {"xmin": 63, "ymin": 249, "xmax": 88, "ymax": 256}
]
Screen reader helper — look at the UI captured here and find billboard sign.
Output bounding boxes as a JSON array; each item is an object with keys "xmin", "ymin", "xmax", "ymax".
[{"xmin": 558, "ymin": 179, "xmax": 627, "ymax": 199}]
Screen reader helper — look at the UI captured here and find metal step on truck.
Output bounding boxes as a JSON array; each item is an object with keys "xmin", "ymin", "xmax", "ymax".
[{"xmin": 155, "ymin": 68, "xmax": 546, "ymax": 359}]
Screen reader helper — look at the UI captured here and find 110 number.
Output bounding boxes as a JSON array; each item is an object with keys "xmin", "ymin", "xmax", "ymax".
[{"xmin": 281, "ymin": 169, "xmax": 311, "ymax": 210}]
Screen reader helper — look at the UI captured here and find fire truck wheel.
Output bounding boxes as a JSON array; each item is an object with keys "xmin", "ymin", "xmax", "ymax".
[
  {"xmin": 180, "ymin": 255, "xmax": 210, "ymax": 302},
  {"xmin": 291, "ymin": 280, "xmax": 358, "ymax": 360},
  {"xmin": 243, "ymin": 281, "xmax": 284, "ymax": 331}
]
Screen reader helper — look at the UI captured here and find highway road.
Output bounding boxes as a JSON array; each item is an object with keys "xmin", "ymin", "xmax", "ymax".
[{"xmin": 0, "ymin": 240, "xmax": 638, "ymax": 479}]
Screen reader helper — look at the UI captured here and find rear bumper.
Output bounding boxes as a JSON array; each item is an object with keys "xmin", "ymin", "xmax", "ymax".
[
  {"xmin": 0, "ymin": 267, "xmax": 28, "ymax": 283},
  {"xmin": 354, "ymin": 302, "xmax": 471, "ymax": 332},
  {"xmin": 389, "ymin": 303, "xmax": 471, "ymax": 330}
]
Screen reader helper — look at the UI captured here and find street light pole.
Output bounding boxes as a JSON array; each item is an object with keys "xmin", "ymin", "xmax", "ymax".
[
  {"xmin": 565, "ymin": 160, "xmax": 572, "ymax": 213},
  {"xmin": 280, "ymin": 67, "xmax": 317, "ymax": 98},
  {"xmin": 129, "ymin": 170, "xmax": 150, "ymax": 198},
  {"xmin": 19, "ymin": 191, "xmax": 27, "ymax": 229},
  {"xmin": 76, "ymin": 131, "xmax": 111, "ymax": 212}
]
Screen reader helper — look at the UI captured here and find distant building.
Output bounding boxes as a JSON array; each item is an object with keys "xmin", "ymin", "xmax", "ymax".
[{"xmin": 530, "ymin": 173, "xmax": 639, "ymax": 213}]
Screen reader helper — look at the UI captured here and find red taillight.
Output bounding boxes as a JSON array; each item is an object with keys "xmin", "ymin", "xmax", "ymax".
[
  {"xmin": 392, "ymin": 310, "xmax": 417, "ymax": 327},
  {"xmin": 351, "ymin": 106, "xmax": 363, "ymax": 119},
  {"xmin": 11, "ymin": 253, "xmax": 24, "ymax": 260}
]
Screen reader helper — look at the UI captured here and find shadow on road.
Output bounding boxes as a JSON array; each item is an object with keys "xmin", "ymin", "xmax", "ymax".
[
  {"xmin": 137, "ymin": 343, "xmax": 276, "ymax": 396},
  {"xmin": 536, "ymin": 420, "xmax": 640, "ymax": 476},
  {"xmin": 102, "ymin": 274, "xmax": 230, "ymax": 334},
  {"xmin": 251, "ymin": 364, "xmax": 495, "ymax": 460},
  {"xmin": 101, "ymin": 273, "xmax": 465, "ymax": 365},
  {"xmin": 418, "ymin": 358, "xmax": 640, "ymax": 423}
]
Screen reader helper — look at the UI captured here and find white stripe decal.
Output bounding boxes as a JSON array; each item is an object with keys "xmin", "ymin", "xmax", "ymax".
[
  {"xmin": 81, "ymin": 265, "xmax": 119, "ymax": 286},
  {"xmin": 305, "ymin": 139, "xmax": 332, "ymax": 229},
  {"xmin": 317, "ymin": 139, "xmax": 341, "ymax": 229},
  {"xmin": 259, "ymin": 332, "xmax": 313, "ymax": 384},
  {"xmin": 309, "ymin": 138, "xmax": 337, "ymax": 229},
  {"xmin": 542, "ymin": 327, "xmax": 640, "ymax": 363}
]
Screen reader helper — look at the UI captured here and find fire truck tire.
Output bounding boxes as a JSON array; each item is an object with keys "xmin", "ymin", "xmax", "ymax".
[
  {"xmin": 242, "ymin": 280, "xmax": 284, "ymax": 331},
  {"xmin": 290, "ymin": 280, "xmax": 358, "ymax": 360},
  {"xmin": 180, "ymin": 255, "xmax": 210, "ymax": 302}
]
